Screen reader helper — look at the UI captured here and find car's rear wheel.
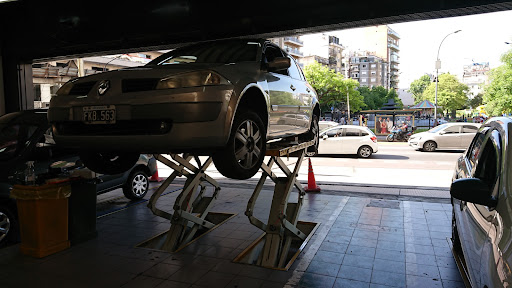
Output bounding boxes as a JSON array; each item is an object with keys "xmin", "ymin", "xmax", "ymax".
[
  {"xmin": 0, "ymin": 204, "xmax": 18, "ymax": 247},
  {"xmin": 357, "ymin": 145, "xmax": 373, "ymax": 158},
  {"xmin": 213, "ymin": 111, "xmax": 266, "ymax": 180},
  {"xmin": 423, "ymin": 141, "xmax": 437, "ymax": 152},
  {"xmin": 123, "ymin": 169, "xmax": 149, "ymax": 200},
  {"xmin": 79, "ymin": 152, "xmax": 139, "ymax": 175},
  {"xmin": 304, "ymin": 115, "xmax": 319, "ymax": 157}
]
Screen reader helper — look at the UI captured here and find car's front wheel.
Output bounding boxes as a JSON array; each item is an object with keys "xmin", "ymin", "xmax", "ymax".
[
  {"xmin": 357, "ymin": 145, "xmax": 373, "ymax": 158},
  {"xmin": 423, "ymin": 141, "xmax": 437, "ymax": 152},
  {"xmin": 79, "ymin": 152, "xmax": 139, "ymax": 175},
  {"xmin": 123, "ymin": 169, "xmax": 149, "ymax": 200},
  {"xmin": 0, "ymin": 204, "xmax": 18, "ymax": 247},
  {"xmin": 213, "ymin": 111, "xmax": 266, "ymax": 180}
]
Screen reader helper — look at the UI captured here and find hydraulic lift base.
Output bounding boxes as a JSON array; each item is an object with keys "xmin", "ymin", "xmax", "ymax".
[
  {"xmin": 233, "ymin": 221, "xmax": 319, "ymax": 271},
  {"xmin": 136, "ymin": 212, "xmax": 236, "ymax": 253}
]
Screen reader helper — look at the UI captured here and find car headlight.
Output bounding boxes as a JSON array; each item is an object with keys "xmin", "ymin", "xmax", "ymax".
[
  {"xmin": 156, "ymin": 71, "xmax": 229, "ymax": 90},
  {"xmin": 56, "ymin": 81, "xmax": 74, "ymax": 96}
]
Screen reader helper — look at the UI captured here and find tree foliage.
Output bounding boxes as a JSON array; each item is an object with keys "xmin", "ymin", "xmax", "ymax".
[
  {"xmin": 483, "ymin": 50, "xmax": 512, "ymax": 116},
  {"xmin": 303, "ymin": 62, "xmax": 365, "ymax": 112},
  {"xmin": 357, "ymin": 86, "xmax": 403, "ymax": 110},
  {"xmin": 423, "ymin": 73, "xmax": 468, "ymax": 113},
  {"xmin": 409, "ymin": 75, "xmax": 431, "ymax": 103}
]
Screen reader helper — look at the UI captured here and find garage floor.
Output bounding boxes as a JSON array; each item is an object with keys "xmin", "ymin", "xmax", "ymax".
[{"xmin": 0, "ymin": 181, "xmax": 464, "ymax": 288}]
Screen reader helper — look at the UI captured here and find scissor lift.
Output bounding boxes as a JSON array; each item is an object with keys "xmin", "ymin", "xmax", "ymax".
[{"xmin": 146, "ymin": 139, "xmax": 317, "ymax": 268}]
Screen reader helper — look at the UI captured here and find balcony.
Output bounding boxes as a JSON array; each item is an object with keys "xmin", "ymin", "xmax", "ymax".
[
  {"xmin": 387, "ymin": 28, "xmax": 400, "ymax": 39},
  {"xmin": 387, "ymin": 42, "xmax": 400, "ymax": 51},
  {"xmin": 285, "ymin": 47, "xmax": 304, "ymax": 57},
  {"xmin": 391, "ymin": 64, "xmax": 400, "ymax": 70},
  {"xmin": 284, "ymin": 37, "xmax": 304, "ymax": 46},
  {"xmin": 315, "ymin": 56, "xmax": 329, "ymax": 65}
]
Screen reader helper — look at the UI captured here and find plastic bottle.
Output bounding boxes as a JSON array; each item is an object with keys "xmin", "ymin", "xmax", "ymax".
[{"xmin": 25, "ymin": 161, "xmax": 36, "ymax": 185}]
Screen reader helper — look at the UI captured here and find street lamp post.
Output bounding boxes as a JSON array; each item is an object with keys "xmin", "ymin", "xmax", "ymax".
[{"xmin": 434, "ymin": 30, "xmax": 461, "ymax": 125}]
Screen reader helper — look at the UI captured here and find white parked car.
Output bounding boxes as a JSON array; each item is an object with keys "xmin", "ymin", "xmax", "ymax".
[
  {"xmin": 408, "ymin": 123, "xmax": 481, "ymax": 152},
  {"xmin": 317, "ymin": 125, "xmax": 378, "ymax": 158},
  {"xmin": 319, "ymin": 120, "xmax": 339, "ymax": 131}
]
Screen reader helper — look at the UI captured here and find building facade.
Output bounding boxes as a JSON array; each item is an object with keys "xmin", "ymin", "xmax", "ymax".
[
  {"xmin": 361, "ymin": 25, "xmax": 400, "ymax": 89},
  {"xmin": 344, "ymin": 51, "xmax": 388, "ymax": 88},
  {"xmin": 462, "ymin": 62, "xmax": 490, "ymax": 99},
  {"xmin": 300, "ymin": 33, "xmax": 344, "ymax": 73},
  {"xmin": 271, "ymin": 36, "xmax": 304, "ymax": 61}
]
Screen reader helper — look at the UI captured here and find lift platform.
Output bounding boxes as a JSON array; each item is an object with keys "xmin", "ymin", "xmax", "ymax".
[{"xmin": 144, "ymin": 139, "xmax": 319, "ymax": 268}]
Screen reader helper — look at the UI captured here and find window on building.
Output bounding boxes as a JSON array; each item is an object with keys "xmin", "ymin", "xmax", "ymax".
[
  {"xmin": 371, "ymin": 64, "xmax": 376, "ymax": 68},
  {"xmin": 362, "ymin": 79, "xmax": 367, "ymax": 83},
  {"xmin": 362, "ymin": 64, "xmax": 367, "ymax": 68},
  {"xmin": 33, "ymin": 84, "xmax": 41, "ymax": 101},
  {"xmin": 371, "ymin": 71, "xmax": 376, "ymax": 75},
  {"xmin": 371, "ymin": 78, "xmax": 376, "ymax": 82},
  {"xmin": 362, "ymin": 71, "xmax": 367, "ymax": 75}
]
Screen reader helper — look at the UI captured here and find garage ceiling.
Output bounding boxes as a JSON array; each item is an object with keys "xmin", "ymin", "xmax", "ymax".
[{"xmin": 2, "ymin": 0, "xmax": 512, "ymax": 62}]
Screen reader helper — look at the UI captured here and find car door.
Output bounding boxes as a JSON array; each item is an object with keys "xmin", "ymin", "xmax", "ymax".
[
  {"xmin": 287, "ymin": 56, "xmax": 313, "ymax": 133},
  {"xmin": 453, "ymin": 129, "xmax": 496, "ymax": 287},
  {"xmin": 340, "ymin": 127, "xmax": 364, "ymax": 154},
  {"xmin": 438, "ymin": 125, "xmax": 461, "ymax": 148},
  {"xmin": 318, "ymin": 127, "xmax": 344, "ymax": 154},
  {"xmin": 477, "ymin": 129, "xmax": 510, "ymax": 288},
  {"xmin": 461, "ymin": 125, "xmax": 479, "ymax": 149},
  {"xmin": 264, "ymin": 44, "xmax": 299, "ymax": 136}
]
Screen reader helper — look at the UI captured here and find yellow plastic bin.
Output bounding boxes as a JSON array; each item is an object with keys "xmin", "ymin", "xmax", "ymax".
[{"xmin": 11, "ymin": 182, "xmax": 71, "ymax": 258}]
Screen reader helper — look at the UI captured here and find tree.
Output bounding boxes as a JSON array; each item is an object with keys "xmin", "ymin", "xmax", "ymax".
[
  {"xmin": 358, "ymin": 86, "xmax": 386, "ymax": 110},
  {"xmin": 467, "ymin": 93, "xmax": 483, "ymax": 109},
  {"xmin": 303, "ymin": 62, "xmax": 365, "ymax": 113},
  {"xmin": 483, "ymin": 50, "xmax": 512, "ymax": 116},
  {"xmin": 423, "ymin": 73, "xmax": 468, "ymax": 116},
  {"xmin": 408, "ymin": 75, "xmax": 432, "ymax": 103},
  {"xmin": 386, "ymin": 88, "xmax": 403, "ymax": 109}
]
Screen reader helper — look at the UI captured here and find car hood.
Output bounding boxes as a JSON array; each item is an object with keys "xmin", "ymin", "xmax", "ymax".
[
  {"xmin": 68, "ymin": 62, "xmax": 259, "ymax": 84},
  {"xmin": 410, "ymin": 132, "xmax": 429, "ymax": 139}
]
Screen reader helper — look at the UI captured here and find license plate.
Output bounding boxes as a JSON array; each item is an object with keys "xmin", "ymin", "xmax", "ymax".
[{"xmin": 83, "ymin": 105, "xmax": 116, "ymax": 124}]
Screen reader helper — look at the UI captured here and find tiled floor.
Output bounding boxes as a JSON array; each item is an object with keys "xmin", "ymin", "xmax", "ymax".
[{"xmin": 0, "ymin": 182, "xmax": 464, "ymax": 288}]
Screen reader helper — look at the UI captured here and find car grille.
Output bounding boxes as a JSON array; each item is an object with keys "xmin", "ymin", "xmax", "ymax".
[
  {"xmin": 55, "ymin": 120, "xmax": 172, "ymax": 136},
  {"xmin": 122, "ymin": 79, "xmax": 159, "ymax": 93},
  {"xmin": 69, "ymin": 81, "xmax": 97, "ymax": 96}
]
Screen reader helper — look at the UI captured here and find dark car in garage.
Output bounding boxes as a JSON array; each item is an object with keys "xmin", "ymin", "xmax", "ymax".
[
  {"xmin": 451, "ymin": 117, "xmax": 512, "ymax": 287},
  {"xmin": 0, "ymin": 110, "xmax": 157, "ymax": 247}
]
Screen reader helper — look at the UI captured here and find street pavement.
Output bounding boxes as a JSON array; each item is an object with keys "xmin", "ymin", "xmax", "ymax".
[{"xmin": 155, "ymin": 142, "xmax": 460, "ymax": 201}]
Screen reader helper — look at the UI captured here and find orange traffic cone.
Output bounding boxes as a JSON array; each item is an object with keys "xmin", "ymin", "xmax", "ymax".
[
  {"xmin": 149, "ymin": 161, "xmax": 163, "ymax": 182},
  {"xmin": 304, "ymin": 158, "xmax": 321, "ymax": 192}
]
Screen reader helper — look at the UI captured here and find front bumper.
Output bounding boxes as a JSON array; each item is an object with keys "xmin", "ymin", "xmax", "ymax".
[{"xmin": 48, "ymin": 86, "xmax": 234, "ymax": 153}]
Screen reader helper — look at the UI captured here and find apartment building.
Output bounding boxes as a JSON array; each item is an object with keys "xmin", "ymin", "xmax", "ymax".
[
  {"xmin": 360, "ymin": 25, "xmax": 400, "ymax": 89},
  {"xmin": 345, "ymin": 51, "xmax": 388, "ymax": 88},
  {"xmin": 32, "ymin": 51, "xmax": 163, "ymax": 108},
  {"xmin": 271, "ymin": 36, "xmax": 304, "ymax": 61},
  {"xmin": 462, "ymin": 62, "xmax": 490, "ymax": 99},
  {"xmin": 299, "ymin": 34, "xmax": 344, "ymax": 73}
]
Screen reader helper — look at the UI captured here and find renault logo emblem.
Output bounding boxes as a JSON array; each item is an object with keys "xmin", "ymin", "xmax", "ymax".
[{"xmin": 98, "ymin": 80, "xmax": 110, "ymax": 96}]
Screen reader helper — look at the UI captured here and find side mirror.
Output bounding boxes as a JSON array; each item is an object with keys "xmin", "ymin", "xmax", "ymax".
[
  {"xmin": 450, "ymin": 178, "xmax": 497, "ymax": 207},
  {"xmin": 268, "ymin": 57, "xmax": 291, "ymax": 71}
]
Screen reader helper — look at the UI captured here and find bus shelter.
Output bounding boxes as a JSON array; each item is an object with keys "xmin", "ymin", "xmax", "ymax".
[{"xmin": 359, "ymin": 109, "xmax": 420, "ymax": 136}]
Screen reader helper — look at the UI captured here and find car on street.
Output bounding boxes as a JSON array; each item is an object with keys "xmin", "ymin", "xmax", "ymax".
[
  {"xmin": 319, "ymin": 120, "xmax": 339, "ymax": 131},
  {"xmin": 450, "ymin": 117, "xmax": 512, "ymax": 288},
  {"xmin": 317, "ymin": 125, "xmax": 378, "ymax": 158},
  {"xmin": 0, "ymin": 110, "xmax": 157, "ymax": 247},
  {"xmin": 48, "ymin": 39, "xmax": 320, "ymax": 180},
  {"xmin": 408, "ymin": 122, "xmax": 480, "ymax": 152}
]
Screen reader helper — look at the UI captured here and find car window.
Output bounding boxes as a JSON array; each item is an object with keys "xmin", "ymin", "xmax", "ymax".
[
  {"xmin": 443, "ymin": 126, "xmax": 460, "ymax": 134},
  {"xmin": 473, "ymin": 130, "xmax": 500, "ymax": 190},
  {"xmin": 462, "ymin": 125, "xmax": 478, "ymax": 133},
  {"xmin": 287, "ymin": 57, "xmax": 303, "ymax": 80},
  {"xmin": 149, "ymin": 41, "xmax": 259, "ymax": 65},
  {"xmin": 323, "ymin": 128, "xmax": 342, "ymax": 137},
  {"xmin": 264, "ymin": 45, "xmax": 288, "ymax": 76},
  {"xmin": 467, "ymin": 131, "xmax": 486, "ymax": 170},
  {"xmin": 344, "ymin": 128, "xmax": 361, "ymax": 137}
]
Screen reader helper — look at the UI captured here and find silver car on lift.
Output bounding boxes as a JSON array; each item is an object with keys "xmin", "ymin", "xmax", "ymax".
[{"xmin": 48, "ymin": 39, "xmax": 320, "ymax": 180}]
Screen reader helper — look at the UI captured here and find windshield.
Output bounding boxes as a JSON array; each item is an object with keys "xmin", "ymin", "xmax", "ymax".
[
  {"xmin": 428, "ymin": 124, "xmax": 449, "ymax": 133},
  {"xmin": 148, "ymin": 40, "xmax": 260, "ymax": 65},
  {"xmin": 0, "ymin": 124, "xmax": 21, "ymax": 160}
]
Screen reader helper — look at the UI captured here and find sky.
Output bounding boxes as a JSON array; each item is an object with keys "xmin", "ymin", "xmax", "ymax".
[{"xmin": 331, "ymin": 10, "xmax": 512, "ymax": 89}]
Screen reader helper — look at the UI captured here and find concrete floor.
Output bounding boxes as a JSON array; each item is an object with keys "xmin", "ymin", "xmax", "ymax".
[{"xmin": 0, "ymin": 182, "xmax": 464, "ymax": 288}]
